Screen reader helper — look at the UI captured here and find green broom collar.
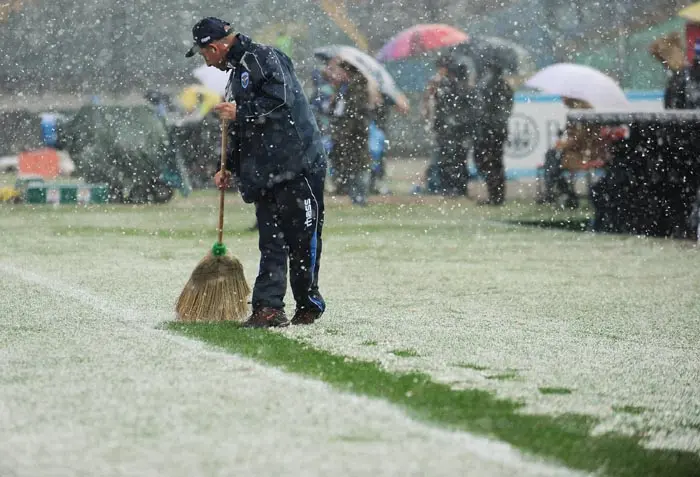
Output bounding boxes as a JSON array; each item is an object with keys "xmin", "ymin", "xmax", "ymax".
[{"xmin": 211, "ymin": 242, "xmax": 227, "ymax": 256}]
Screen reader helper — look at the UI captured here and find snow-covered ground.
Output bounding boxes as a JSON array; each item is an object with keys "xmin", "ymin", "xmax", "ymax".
[
  {"xmin": 284, "ymin": 212, "xmax": 700, "ymax": 453},
  {"xmin": 1, "ymin": 246, "xmax": 581, "ymax": 477},
  {"xmin": 1, "ymin": 189, "xmax": 698, "ymax": 476}
]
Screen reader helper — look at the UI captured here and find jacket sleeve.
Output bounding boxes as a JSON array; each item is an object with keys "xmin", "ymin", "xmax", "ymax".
[{"xmin": 236, "ymin": 47, "xmax": 295, "ymax": 122}]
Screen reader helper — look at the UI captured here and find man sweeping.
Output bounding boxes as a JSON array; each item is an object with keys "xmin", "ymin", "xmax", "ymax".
[{"xmin": 186, "ymin": 17, "xmax": 327, "ymax": 328}]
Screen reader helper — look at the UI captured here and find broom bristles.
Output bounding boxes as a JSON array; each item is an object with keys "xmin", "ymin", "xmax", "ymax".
[{"xmin": 176, "ymin": 252, "xmax": 251, "ymax": 322}]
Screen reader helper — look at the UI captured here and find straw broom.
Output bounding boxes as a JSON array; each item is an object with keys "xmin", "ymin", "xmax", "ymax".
[{"xmin": 175, "ymin": 117, "xmax": 250, "ymax": 322}]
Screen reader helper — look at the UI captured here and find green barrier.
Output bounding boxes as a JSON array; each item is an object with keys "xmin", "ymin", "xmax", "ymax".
[
  {"xmin": 25, "ymin": 186, "xmax": 46, "ymax": 204},
  {"xmin": 23, "ymin": 183, "xmax": 108, "ymax": 205}
]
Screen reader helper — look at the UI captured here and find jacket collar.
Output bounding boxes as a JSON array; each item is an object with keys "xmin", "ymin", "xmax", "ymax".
[{"xmin": 226, "ymin": 34, "xmax": 252, "ymax": 70}]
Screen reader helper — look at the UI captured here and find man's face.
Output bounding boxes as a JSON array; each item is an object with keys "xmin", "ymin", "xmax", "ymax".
[{"xmin": 199, "ymin": 42, "xmax": 227, "ymax": 71}]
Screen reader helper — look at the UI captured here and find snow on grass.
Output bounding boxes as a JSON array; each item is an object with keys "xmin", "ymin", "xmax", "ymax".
[
  {"xmin": 1, "ymin": 190, "xmax": 699, "ymax": 470},
  {"xmin": 170, "ymin": 321, "xmax": 700, "ymax": 477},
  {"xmin": 0, "ymin": 200, "xmax": 587, "ymax": 477},
  {"xmin": 280, "ymin": 201, "xmax": 700, "ymax": 454}
]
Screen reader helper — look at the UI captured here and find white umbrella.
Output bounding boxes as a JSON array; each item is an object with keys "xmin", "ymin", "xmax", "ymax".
[
  {"xmin": 193, "ymin": 65, "xmax": 230, "ymax": 96},
  {"xmin": 314, "ymin": 45, "xmax": 410, "ymax": 113},
  {"xmin": 525, "ymin": 63, "xmax": 630, "ymax": 110}
]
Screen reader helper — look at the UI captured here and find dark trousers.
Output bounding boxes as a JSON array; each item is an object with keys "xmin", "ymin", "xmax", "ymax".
[
  {"xmin": 474, "ymin": 131, "xmax": 506, "ymax": 204},
  {"xmin": 252, "ymin": 171, "xmax": 326, "ymax": 313},
  {"xmin": 435, "ymin": 133, "xmax": 470, "ymax": 196}
]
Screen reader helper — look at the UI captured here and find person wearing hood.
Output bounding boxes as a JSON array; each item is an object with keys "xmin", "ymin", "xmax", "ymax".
[{"xmin": 186, "ymin": 17, "xmax": 327, "ymax": 328}]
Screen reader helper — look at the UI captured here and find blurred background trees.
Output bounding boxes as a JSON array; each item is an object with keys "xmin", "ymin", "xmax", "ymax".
[{"xmin": 0, "ymin": 0, "xmax": 688, "ymax": 94}]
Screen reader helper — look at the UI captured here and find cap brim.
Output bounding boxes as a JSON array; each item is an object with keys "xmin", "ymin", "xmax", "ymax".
[{"xmin": 185, "ymin": 44, "xmax": 198, "ymax": 58}]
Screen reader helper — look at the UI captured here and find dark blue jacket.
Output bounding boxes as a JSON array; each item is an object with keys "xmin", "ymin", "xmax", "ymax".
[{"xmin": 222, "ymin": 34, "xmax": 327, "ymax": 202}]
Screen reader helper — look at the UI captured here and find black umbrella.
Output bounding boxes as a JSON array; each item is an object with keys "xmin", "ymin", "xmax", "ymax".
[{"xmin": 448, "ymin": 36, "xmax": 535, "ymax": 77}]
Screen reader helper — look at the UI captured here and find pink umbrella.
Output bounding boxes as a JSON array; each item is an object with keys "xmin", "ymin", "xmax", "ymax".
[{"xmin": 376, "ymin": 24, "xmax": 468, "ymax": 62}]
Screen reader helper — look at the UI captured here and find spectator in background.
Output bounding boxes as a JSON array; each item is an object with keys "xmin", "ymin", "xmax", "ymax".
[
  {"xmin": 473, "ymin": 59, "xmax": 513, "ymax": 206},
  {"xmin": 649, "ymin": 32, "xmax": 688, "ymax": 109},
  {"xmin": 424, "ymin": 58, "xmax": 473, "ymax": 196},
  {"xmin": 370, "ymin": 96, "xmax": 391, "ymax": 195},
  {"xmin": 651, "ymin": 35, "xmax": 700, "ymax": 110},
  {"xmin": 446, "ymin": 60, "xmax": 477, "ymax": 197},
  {"xmin": 683, "ymin": 39, "xmax": 700, "ymax": 109},
  {"xmin": 537, "ymin": 128, "xmax": 570, "ymax": 206},
  {"xmin": 325, "ymin": 57, "xmax": 373, "ymax": 205},
  {"xmin": 558, "ymin": 98, "xmax": 607, "ymax": 173},
  {"xmin": 539, "ymin": 97, "xmax": 621, "ymax": 209},
  {"xmin": 420, "ymin": 55, "xmax": 450, "ymax": 124},
  {"xmin": 368, "ymin": 90, "xmax": 410, "ymax": 196},
  {"xmin": 420, "ymin": 56, "xmax": 448, "ymax": 195}
]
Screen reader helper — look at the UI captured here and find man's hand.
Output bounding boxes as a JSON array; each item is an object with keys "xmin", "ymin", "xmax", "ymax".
[
  {"xmin": 213, "ymin": 101, "xmax": 237, "ymax": 121},
  {"xmin": 214, "ymin": 170, "xmax": 232, "ymax": 190}
]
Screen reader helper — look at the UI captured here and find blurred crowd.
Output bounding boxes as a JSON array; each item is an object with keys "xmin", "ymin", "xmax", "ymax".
[
  {"xmin": 307, "ymin": 52, "xmax": 514, "ymax": 206},
  {"xmin": 420, "ymin": 55, "xmax": 513, "ymax": 205},
  {"xmin": 6, "ymin": 17, "xmax": 700, "ymax": 222},
  {"xmin": 533, "ymin": 35, "xmax": 700, "ymax": 211}
]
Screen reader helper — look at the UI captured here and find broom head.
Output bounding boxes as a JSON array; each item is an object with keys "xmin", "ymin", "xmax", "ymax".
[{"xmin": 175, "ymin": 242, "xmax": 250, "ymax": 322}]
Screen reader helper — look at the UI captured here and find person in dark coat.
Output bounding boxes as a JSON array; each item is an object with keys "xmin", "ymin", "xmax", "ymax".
[
  {"xmin": 431, "ymin": 60, "xmax": 474, "ymax": 196},
  {"xmin": 186, "ymin": 17, "xmax": 327, "ymax": 328},
  {"xmin": 664, "ymin": 69, "xmax": 687, "ymax": 109},
  {"xmin": 473, "ymin": 61, "xmax": 513, "ymax": 205},
  {"xmin": 650, "ymin": 32, "xmax": 689, "ymax": 109},
  {"xmin": 653, "ymin": 35, "xmax": 700, "ymax": 110},
  {"xmin": 683, "ymin": 39, "xmax": 700, "ymax": 109}
]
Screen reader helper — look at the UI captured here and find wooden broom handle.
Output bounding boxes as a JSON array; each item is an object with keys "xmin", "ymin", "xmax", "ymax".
[{"xmin": 218, "ymin": 118, "xmax": 228, "ymax": 244}]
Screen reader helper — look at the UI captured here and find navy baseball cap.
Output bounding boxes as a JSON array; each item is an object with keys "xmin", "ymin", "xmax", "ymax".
[{"xmin": 185, "ymin": 17, "xmax": 232, "ymax": 58}]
